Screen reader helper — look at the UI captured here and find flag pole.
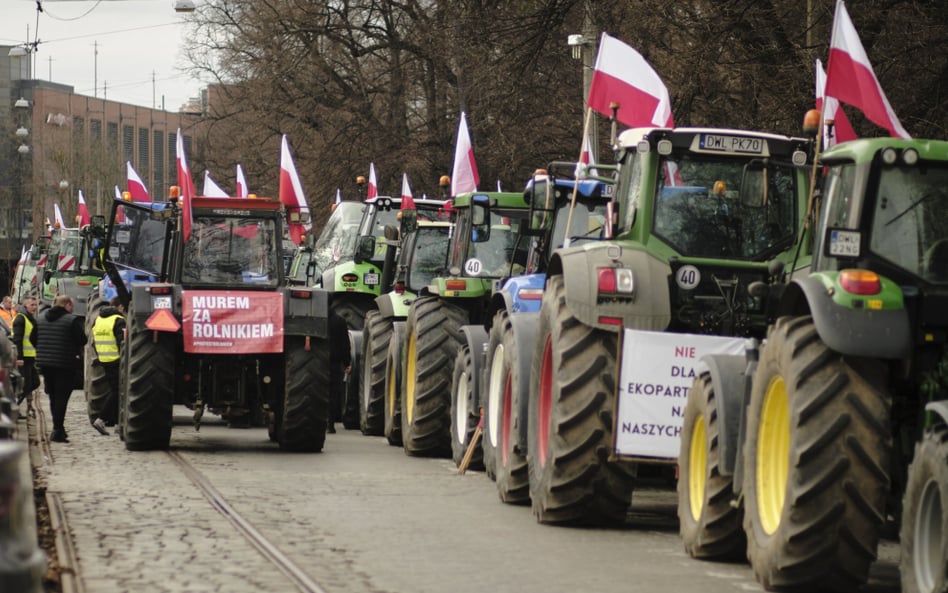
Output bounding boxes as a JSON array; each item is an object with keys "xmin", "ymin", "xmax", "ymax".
[{"xmin": 563, "ymin": 106, "xmax": 595, "ymax": 249}]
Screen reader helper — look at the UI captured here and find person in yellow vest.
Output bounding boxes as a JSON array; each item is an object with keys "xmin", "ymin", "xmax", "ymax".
[
  {"xmin": 90, "ymin": 296, "xmax": 126, "ymax": 435},
  {"xmin": 0, "ymin": 295, "xmax": 16, "ymax": 334},
  {"xmin": 12, "ymin": 296, "xmax": 40, "ymax": 409}
]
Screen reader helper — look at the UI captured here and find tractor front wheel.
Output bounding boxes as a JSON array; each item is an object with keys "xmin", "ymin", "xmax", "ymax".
[{"xmin": 900, "ymin": 424, "xmax": 948, "ymax": 593}]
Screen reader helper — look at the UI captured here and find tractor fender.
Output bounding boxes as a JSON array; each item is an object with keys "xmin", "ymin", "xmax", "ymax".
[
  {"xmin": 781, "ymin": 276, "xmax": 911, "ymax": 359},
  {"xmin": 508, "ymin": 312, "xmax": 539, "ymax": 454},
  {"xmin": 553, "ymin": 243, "xmax": 672, "ymax": 333},
  {"xmin": 56, "ymin": 276, "xmax": 86, "ymax": 316},
  {"xmin": 926, "ymin": 400, "xmax": 948, "ymax": 429},
  {"xmin": 459, "ymin": 325, "xmax": 489, "ymax": 411},
  {"xmin": 699, "ymin": 351, "xmax": 755, "ymax": 478},
  {"xmin": 375, "ymin": 291, "xmax": 414, "ymax": 320},
  {"xmin": 375, "ymin": 292, "xmax": 397, "ymax": 319},
  {"xmin": 284, "ymin": 287, "xmax": 330, "ymax": 338},
  {"xmin": 129, "ymin": 282, "xmax": 176, "ymax": 321}
]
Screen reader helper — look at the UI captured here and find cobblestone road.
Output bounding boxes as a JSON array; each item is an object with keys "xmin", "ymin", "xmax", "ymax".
[{"xmin": 21, "ymin": 390, "xmax": 902, "ymax": 593}]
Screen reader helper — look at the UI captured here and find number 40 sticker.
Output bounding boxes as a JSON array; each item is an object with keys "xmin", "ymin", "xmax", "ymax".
[
  {"xmin": 676, "ymin": 265, "xmax": 700, "ymax": 290},
  {"xmin": 464, "ymin": 258, "xmax": 482, "ymax": 276}
]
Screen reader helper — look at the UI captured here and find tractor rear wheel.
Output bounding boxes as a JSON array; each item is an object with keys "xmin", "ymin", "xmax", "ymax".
[
  {"xmin": 401, "ymin": 296, "xmax": 466, "ymax": 456},
  {"xmin": 384, "ymin": 321, "xmax": 406, "ymax": 447},
  {"xmin": 333, "ymin": 297, "xmax": 372, "ymax": 430},
  {"xmin": 527, "ymin": 276, "xmax": 636, "ymax": 525},
  {"xmin": 123, "ymin": 309, "xmax": 174, "ymax": 451},
  {"xmin": 486, "ymin": 311, "xmax": 529, "ymax": 504},
  {"xmin": 677, "ymin": 371, "xmax": 744, "ymax": 559},
  {"xmin": 360, "ymin": 311, "xmax": 391, "ymax": 435},
  {"xmin": 280, "ymin": 336, "xmax": 330, "ymax": 452},
  {"xmin": 450, "ymin": 345, "xmax": 483, "ymax": 469},
  {"xmin": 900, "ymin": 424, "xmax": 948, "ymax": 593},
  {"xmin": 743, "ymin": 316, "xmax": 891, "ymax": 592}
]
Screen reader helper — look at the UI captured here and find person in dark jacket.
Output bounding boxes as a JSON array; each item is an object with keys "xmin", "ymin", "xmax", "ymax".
[
  {"xmin": 36, "ymin": 295, "xmax": 87, "ymax": 443},
  {"xmin": 90, "ymin": 296, "xmax": 125, "ymax": 434},
  {"xmin": 12, "ymin": 296, "xmax": 40, "ymax": 407}
]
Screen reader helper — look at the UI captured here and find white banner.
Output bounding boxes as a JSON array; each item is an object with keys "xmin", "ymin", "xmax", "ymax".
[{"xmin": 615, "ymin": 329, "xmax": 745, "ymax": 458}]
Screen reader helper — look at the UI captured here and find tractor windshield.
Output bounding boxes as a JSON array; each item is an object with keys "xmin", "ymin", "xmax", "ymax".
[
  {"xmin": 310, "ymin": 201, "xmax": 364, "ymax": 276},
  {"xmin": 182, "ymin": 216, "xmax": 279, "ymax": 287},
  {"xmin": 406, "ymin": 225, "xmax": 451, "ymax": 292},
  {"xmin": 47, "ymin": 228, "xmax": 82, "ymax": 273},
  {"xmin": 108, "ymin": 204, "xmax": 167, "ymax": 276},
  {"xmin": 652, "ymin": 154, "xmax": 797, "ymax": 260},
  {"xmin": 870, "ymin": 163, "xmax": 948, "ymax": 282},
  {"xmin": 455, "ymin": 208, "xmax": 528, "ymax": 278}
]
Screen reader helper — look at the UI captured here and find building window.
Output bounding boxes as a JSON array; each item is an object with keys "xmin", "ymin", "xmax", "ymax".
[
  {"xmin": 138, "ymin": 126, "xmax": 149, "ymax": 182},
  {"xmin": 168, "ymin": 131, "xmax": 177, "ymax": 187},
  {"xmin": 107, "ymin": 122, "xmax": 118, "ymax": 150},
  {"xmin": 123, "ymin": 125, "xmax": 134, "ymax": 163},
  {"xmin": 90, "ymin": 119, "xmax": 102, "ymax": 144},
  {"xmin": 153, "ymin": 130, "xmax": 164, "ymax": 200}
]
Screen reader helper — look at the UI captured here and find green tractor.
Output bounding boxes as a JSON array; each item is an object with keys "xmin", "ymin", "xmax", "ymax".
[
  {"xmin": 529, "ymin": 125, "xmax": 813, "ymax": 525},
  {"xmin": 400, "ymin": 191, "xmax": 531, "ymax": 456},
  {"xmin": 679, "ymin": 134, "xmax": 948, "ymax": 592},
  {"xmin": 40, "ymin": 223, "xmax": 105, "ymax": 317},
  {"xmin": 359, "ymin": 202, "xmax": 452, "ymax": 440}
]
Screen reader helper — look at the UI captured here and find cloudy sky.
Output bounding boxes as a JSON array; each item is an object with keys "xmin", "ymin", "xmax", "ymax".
[{"xmin": 1, "ymin": 0, "xmax": 204, "ymax": 111}]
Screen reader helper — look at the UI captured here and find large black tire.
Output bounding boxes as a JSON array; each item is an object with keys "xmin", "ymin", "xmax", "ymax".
[
  {"xmin": 332, "ymin": 297, "xmax": 373, "ymax": 430},
  {"xmin": 83, "ymin": 292, "xmax": 109, "ymax": 425},
  {"xmin": 527, "ymin": 276, "xmax": 636, "ymax": 525},
  {"xmin": 485, "ymin": 311, "xmax": 529, "ymax": 504},
  {"xmin": 383, "ymin": 321, "xmax": 405, "ymax": 446},
  {"xmin": 900, "ymin": 424, "xmax": 948, "ymax": 593},
  {"xmin": 332, "ymin": 295, "xmax": 374, "ymax": 331},
  {"xmin": 401, "ymin": 296, "xmax": 466, "ymax": 456},
  {"xmin": 677, "ymin": 371, "xmax": 744, "ymax": 560},
  {"xmin": 279, "ymin": 336, "xmax": 331, "ymax": 452},
  {"xmin": 123, "ymin": 309, "xmax": 175, "ymax": 451},
  {"xmin": 743, "ymin": 316, "xmax": 891, "ymax": 592},
  {"xmin": 360, "ymin": 311, "xmax": 391, "ymax": 435},
  {"xmin": 450, "ymin": 345, "xmax": 483, "ymax": 470}
]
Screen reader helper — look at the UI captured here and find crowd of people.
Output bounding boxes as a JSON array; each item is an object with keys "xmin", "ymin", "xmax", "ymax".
[{"xmin": 5, "ymin": 293, "xmax": 124, "ymax": 443}]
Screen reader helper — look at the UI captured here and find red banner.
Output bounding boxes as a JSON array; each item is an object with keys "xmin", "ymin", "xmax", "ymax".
[{"xmin": 182, "ymin": 290, "xmax": 284, "ymax": 354}]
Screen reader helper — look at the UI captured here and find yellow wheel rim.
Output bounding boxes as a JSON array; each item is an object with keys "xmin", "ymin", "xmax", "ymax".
[
  {"xmin": 405, "ymin": 331, "xmax": 417, "ymax": 424},
  {"xmin": 756, "ymin": 376, "xmax": 790, "ymax": 535},
  {"xmin": 387, "ymin": 358, "xmax": 397, "ymax": 419},
  {"xmin": 688, "ymin": 415, "xmax": 708, "ymax": 522}
]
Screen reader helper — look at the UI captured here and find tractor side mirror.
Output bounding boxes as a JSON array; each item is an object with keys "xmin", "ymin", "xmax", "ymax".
[
  {"xmin": 471, "ymin": 195, "xmax": 491, "ymax": 243},
  {"xmin": 354, "ymin": 235, "xmax": 376, "ymax": 263},
  {"xmin": 740, "ymin": 160, "xmax": 768, "ymax": 208}
]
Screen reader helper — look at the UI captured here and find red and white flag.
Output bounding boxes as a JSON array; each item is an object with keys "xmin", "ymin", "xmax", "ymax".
[
  {"xmin": 279, "ymin": 134, "xmax": 310, "ymax": 245},
  {"xmin": 587, "ymin": 33, "xmax": 674, "ymax": 128},
  {"xmin": 203, "ymin": 170, "xmax": 229, "ymax": 198},
  {"xmin": 77, "ymin": 190, "xmax": 91, "ymax": 227},
  {"xmin": 825, "ymin": 0, "xmax": 909, "ymax": 139},
  {"xmin": 575, "ymin": 130, "xmax": 598, "ymax": 178},
  {"xmin": 126, "ymin": 161, "xmax": 150, "ymax": 202},
  {"xmin": 367, "ymin": 163, "xmax": 378, "ymax": 200},
  {"xmin": 400, "ymin": 173, "xmax": 416, "ymax": 210},
  {"xmin": 451, "ymin": 112, "xmax": 479, "ymax": 196},
  {"xmin": 53, "ymin": 203, "xmax": 65, "ymax": 228},
  {"xmin": 113, "ymin": 185, "xmax": 127, "ymax": 223},
  {"xmin": 236, "ymin": 164, "xmax": 249, "ymax": 198},
  {"xmin": 176, "ymin": 128, "xmax": 196, "ymax": 241},
  {"xmin": 815, "ymin": 59, "xmax": 857, "ymax": 147}
]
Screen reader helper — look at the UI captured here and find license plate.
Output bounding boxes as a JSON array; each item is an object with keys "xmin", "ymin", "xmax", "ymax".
[
  {"xmin": 699, "ymin": 134, "xmax": 766, "ymax": 155},
  {"xmin": 827, "ymin": 229, "xmax": 861, "ymax": 258},
  {"xmin": 364, "ymin": 273, "xmax": 380, "ymax": 286},
  {"xmin": 152, "ymin": 295, "xmax": 172, "ymax": 309}
]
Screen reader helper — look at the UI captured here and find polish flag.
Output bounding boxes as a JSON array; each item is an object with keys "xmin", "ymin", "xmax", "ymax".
[
  {"xmin": 236, "ymin": 164, "xmax": 249, "ymax": 198},
  {"xmin": 176, "ymin": 128, "xmax": 196, "ymax": 241},
  {"xmin": 367, "ymin": 163, "xmax": 378, "ymax": 200},
  {"xmin": 825, "ymin": 0, "xmax": 910, "ymax": 139},
  {"xmin": 203, "ymin": 170, "xmax": 229, "ymax": 198},
  {"xmin": 126, "ymin": 161, "xmax": 151, "ymax": 202},
  {"xmin": 451, "ymin": 112, "xmax": 479, "ymax": 196},
  {"xmin": 53, "ymin": 203, "xmax": 65, "ymax": 228},
  {"xmin": 400, "ymin": 173, "xmax": 416, "ymax": 210},
  {"xmin": 815, "ymin": 59, "xmax": 857, "ymax": 147},
  {"xmin": 77, "ymin": 190, "xmax": 91, "ymax": 227},
  {"xmin": 575, "ymin": 131, "xmax": 598, "ymax": 178},
  {"xmin": 279, "ymin": 134, "xmax": 310, "ymax": 244},
  {"xmin": 587, "ymin": 33, "xmax": 674, "ymax": 128}
]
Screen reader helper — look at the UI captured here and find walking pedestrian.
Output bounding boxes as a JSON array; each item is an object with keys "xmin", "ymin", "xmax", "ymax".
[
  {"xmin": 12, "ymin": 296, "xmax": 40, "ymax": 409},
  {"xmin": 0, "ymin": 295, "xmax": 16, "ymax": 334},
  {"xmin": 90, "ymin": 296, "xmax": 125, "ymax": 435},
  {"xmin": 36, "ymin": 295, "xmax": 87, "ymax": 443}
]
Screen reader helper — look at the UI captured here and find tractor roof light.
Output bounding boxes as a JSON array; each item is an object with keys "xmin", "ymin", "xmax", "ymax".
[
  {"xmin": 840, "ymin": 269, "xmax": 882, "ymax": 296},
  {"xmin": 880, "ymin": 147, "xmax": 898, "ymax": 165},
  {"xmin": 903, "ymin": 148, "xmax": 919, "ymax": 165}
]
